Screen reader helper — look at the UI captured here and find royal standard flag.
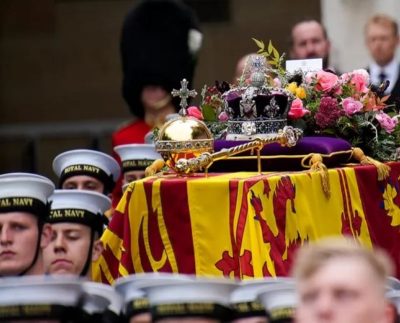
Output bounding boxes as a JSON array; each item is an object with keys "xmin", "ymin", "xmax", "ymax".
[{"xmin": 93, "ymin": 162, "xmax": 400, "ymax": 282}]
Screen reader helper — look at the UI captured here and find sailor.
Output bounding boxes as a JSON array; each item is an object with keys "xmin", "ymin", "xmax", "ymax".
[
  {"xmin": 43, "ymin": 189, "xmax": 110, "ymax": 278},
  {"xmin": 230, "ymin": 278, "xmax": 293, "ymax": 323},
  {"xmin": 53, "ymin": 149, "xmax": 120, "ymax": 197},
  {"xmin": 81, "ymin": 281, "xmax": 123, "ymax": 323},
  {"xmin": 116, "ymin": 272, "xmax": 236, "ymax": 323},
  {"xmin": 257, "ymin": 283, "xmax": 297, "ymax": 323},
  {"xmin": 114, "ymin": 143, "xmax": 162, "ymax": 185},
  {"xmin": 0, "ymin": 172, "xmax": 54, "ymax": 276},
  {"xmin": 0, "ymin": 275, "xmax": 85, "ymax": 322}
]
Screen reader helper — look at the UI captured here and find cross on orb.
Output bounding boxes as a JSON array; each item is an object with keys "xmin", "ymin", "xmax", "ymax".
[{"xmin": 171, "ymin": 79, "xmax": 197, "ymax": 115}]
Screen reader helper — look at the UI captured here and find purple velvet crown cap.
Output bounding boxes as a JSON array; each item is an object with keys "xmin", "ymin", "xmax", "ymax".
[{"xmin": 224, "ymin": 90, "xmax": 291, "ymax": 120}]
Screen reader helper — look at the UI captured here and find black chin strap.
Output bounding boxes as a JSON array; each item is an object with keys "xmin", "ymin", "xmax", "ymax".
[
  {"xmin": 79, "ymin": 213, "xmax": 107, "ymax": 277},
  {"xmin": 17, "ymin": 221, "xmax": 43, "ymax": 276},
  {"xmin": 79, "ymin": 229, "xmax": 95, "ymax": 277}
]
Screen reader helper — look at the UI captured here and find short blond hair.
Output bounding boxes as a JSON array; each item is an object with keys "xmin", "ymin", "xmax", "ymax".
[
  {"xmin": 293, "ymin": 237, "xmax": 394, "ymax": 284},
  {"xmin": 365, "ymin": 14, "xmax": 399, "ymax": 37}
]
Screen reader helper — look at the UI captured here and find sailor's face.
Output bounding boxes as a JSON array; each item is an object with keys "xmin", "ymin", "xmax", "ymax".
[
  {"xmin": 123, "ymin": 170, "xmax": 146, "ymax": 185},
  {"xmin": 43, "ymin": 222, "xmax": 92, "ymax": 276},
  {"xmin": 0, "ymin": 212, "xmax": 41, "ymax": 276},
  {"xmin": 62, "ymin": 175, "xmax": 105, "ymax": 193}
]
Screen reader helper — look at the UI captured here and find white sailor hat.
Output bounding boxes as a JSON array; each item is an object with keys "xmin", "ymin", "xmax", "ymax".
[
  {"xmin": 257, "ymin": 283, "xmax": 297, "ymax": 322},
  {"xmin": 81, "ymin": 281, "xmax": 123, "ymax": 322},
  {"xmin": 230, "ymin": 277, "xmax": 293, "ymax": 319},
  {"xmin": 47, "ymin": 189, "xmax": 111, "ymax": 235},
  {"xmin": 53, "ymin": 149, "xmax": 120, "ymax": 192},
  {"xmin": 114, "ymin": 275, "xmax": 150, "ymax": 318},
  {"xmin": 114, "ymin": 144, "xmax": 162, "ymax": 173},
  {"xmin": 114, "ymin": 272, "xmax": 193, "ymax": 293},
  {"xmin": 386, "ymin": 290, "xmax": 400, "ymax": 316},
  {"xmin": 123, "ymin": 273, "xmax": 237, "ymax": 321},
  {"xmin": 0, "ymin": 275, "xmax": 84, "ymax": 321},
  {"xmin": 0, "ymin": 172, "xmax": 55, "ymax": 218},
  {"xmin": 387, "ymin": 276, "xmax": 400, "ymax": 291}
]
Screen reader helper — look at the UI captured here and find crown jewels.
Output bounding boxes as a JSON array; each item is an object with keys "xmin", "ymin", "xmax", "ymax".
[
  {"xmin": 155, "ymin": 79, "xmax": 214, "ymax": 173},
  {"xmin": 222, "ymin": 54, "xmax": 294, "ymax": 140}
]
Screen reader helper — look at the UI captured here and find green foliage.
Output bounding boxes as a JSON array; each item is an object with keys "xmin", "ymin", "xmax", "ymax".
[
  {"xmin": 202, "ymin": 104, "xmax": 217, "ymax": 122},
  {"xmin": 252, "ymin": 38, "xmax": 285, "ymax": 77}
]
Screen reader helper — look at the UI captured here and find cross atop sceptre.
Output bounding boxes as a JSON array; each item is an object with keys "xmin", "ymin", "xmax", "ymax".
[{"xmin": 171, "ymin": 79, "xmax": 197, "ymax": 116}]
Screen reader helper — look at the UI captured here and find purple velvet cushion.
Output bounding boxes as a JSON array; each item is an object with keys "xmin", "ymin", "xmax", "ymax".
[{"xmin": 210, "ymin": 136, "xmax": 353, "ymax": 172}]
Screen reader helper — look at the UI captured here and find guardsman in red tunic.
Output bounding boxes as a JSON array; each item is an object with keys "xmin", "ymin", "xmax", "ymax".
[{"xmin": 111, "ymin": 0, "xmax": 202, "ymax": 206}]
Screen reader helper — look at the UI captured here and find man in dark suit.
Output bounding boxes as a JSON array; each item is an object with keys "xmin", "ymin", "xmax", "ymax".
[{"xmin": 365, "ymin": 14, "xmax": 400, "ymax": 106}]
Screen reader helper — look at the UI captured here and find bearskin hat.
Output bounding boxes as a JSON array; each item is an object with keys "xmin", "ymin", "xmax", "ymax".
[{"xmin": 121, "ymin": 0, "xmax": 202, "ymax": 118}]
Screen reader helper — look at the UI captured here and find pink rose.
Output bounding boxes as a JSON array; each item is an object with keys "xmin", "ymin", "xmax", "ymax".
[
  {"xmin": 273, "ymin": 77, "xmax": 282, "ymax": 87},
  {"xmin": 350, "ymin": 69, "xmax": 369, "ymax": 93},
  {"xmin": 304, "ymin": 72, "xmax": 316, "ymax": 85},
  {"xmin": 342, "ymin": 97, "xmax": 363, "ymax": 116},
  {"xmin": 187, "ymin": 106, "xmax": 203, "ymax": 120},
  {"xmin": 288, "ymin": 98, "xmax": 309, "ymax": 119},
  {"xmin": 218, "ymin": 111, "xmax": 229, "ymax": 121},
  {"xmin": 315, "ymin": 70, "xmax": 339, "ymax": 92},
  {"xmin": 340, "ymin": 72, "xmax": 351, "ymax": 83},
  {"xmin": 375, "ymin": 112, "xmax": 398, "ymax": 133},
  {"xmin": 333, "ymin": 84, "xmax": 343, "ymax": 96}
]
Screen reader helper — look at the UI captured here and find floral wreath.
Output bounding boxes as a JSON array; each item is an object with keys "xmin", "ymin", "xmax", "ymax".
[{"xmin": 185, "ymin": 39, "xmax": 400, "ymax": 161}]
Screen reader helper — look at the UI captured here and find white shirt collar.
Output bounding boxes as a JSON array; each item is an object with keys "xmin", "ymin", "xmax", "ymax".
[{"xmin": 369, "ymin": 57, "xmax": 399, "ymax": 93}]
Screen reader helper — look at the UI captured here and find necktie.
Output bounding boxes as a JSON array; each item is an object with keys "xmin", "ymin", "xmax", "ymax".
[{"xmin": 378, "ymin": 70, "xmax": 387, "ymax": 85}]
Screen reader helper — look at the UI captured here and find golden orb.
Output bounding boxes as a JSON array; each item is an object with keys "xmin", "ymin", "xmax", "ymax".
[{"xmin": 155, "ymin": 116, "xmax": 214, "ymax": 172}]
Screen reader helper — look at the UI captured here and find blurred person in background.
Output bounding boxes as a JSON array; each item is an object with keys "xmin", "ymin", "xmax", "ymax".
[
  {"xmin": 111, "ymin": 0, "xmax": 202, "ymax": 205},
  {"xmin": 365, "ymin": 14, "xmax": 400, "ymax": 105},
  {"xmin": 53, "ymin": 149, "xmax": 120, "ymax": 198},
  {"xmin": 289, "ymin": 19, "xmax": 333, "ymax": 71},
  {"xmin": 293, "ymin": 237, "xmax": 395, "ymax": 323}
]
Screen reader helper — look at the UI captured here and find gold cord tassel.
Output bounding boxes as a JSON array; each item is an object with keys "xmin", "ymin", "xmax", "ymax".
[
  {"xmin": 351, "ymin": 147, "xmax": 391, "ymax": 181},
  {"xmin": 302, "ymin": 153, "xmax": 331, "ymax": 198},
  {"xmin": 145, "ymin": 159, "xmax": 166, "ymax": 177}
]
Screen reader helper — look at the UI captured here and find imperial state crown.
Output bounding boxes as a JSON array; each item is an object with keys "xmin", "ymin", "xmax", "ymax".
[{"xmin": 222, "ymin": 54, "xmax": 294, "ymax": 140}]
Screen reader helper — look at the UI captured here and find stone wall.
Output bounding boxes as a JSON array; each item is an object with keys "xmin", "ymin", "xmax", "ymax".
[{"xmin": 0, "ymin": 0, "xmax": 320, "ymax": 177}]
